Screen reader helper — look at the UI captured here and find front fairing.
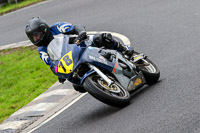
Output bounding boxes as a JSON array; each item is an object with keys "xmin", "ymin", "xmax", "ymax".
[
  {"xmin": 48, "ymin": 35, "xmax": 82, "ymax": 79},
  {"xmin": 48, "ymin": 35, "xmax": 117, "ymax": 84},
  {"xmin": 47, "ymin": 35, "xmax": 114, "ymax": 80}
]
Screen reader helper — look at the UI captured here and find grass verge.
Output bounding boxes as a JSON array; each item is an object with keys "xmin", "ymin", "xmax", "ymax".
[
  {"xmin": 0, "ymin": 0, "xmax": 45, "ymax": 15},
  {"xmin": 0, "ymin": 46, "xmax": 57, "ymax": 123}
]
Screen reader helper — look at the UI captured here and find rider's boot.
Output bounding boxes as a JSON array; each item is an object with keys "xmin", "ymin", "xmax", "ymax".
[
  {"xmin": 102, "ymin": 33, "xmax": 134, "ymax": 59},
  {"xmin": 117, "ymin": 42, "xmax": 134, "ymax": 59}
]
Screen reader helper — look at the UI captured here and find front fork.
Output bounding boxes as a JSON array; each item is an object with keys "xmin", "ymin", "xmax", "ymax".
[{"xmin": 88, "ymin": 64, "xmax": 113, "ymax": 86}]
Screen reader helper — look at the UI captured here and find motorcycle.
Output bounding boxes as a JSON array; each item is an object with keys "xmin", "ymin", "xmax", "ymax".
[{"xmin": 47, "ymin": 33, "xmax": 160, "ymax": 107}]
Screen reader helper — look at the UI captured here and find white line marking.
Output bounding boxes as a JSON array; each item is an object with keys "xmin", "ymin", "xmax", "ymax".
[
  {"xmin": 27, "ymin": 93, "xmax": 87, "ymax": 133},
  {"xmin": 0, "ymin": 40, "xmax": 31, "ymax": 50}
]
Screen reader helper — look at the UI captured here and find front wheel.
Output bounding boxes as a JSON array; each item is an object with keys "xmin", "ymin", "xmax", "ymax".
[{"xmin": 83, "ymin": 75, "xmax": 131, "ymax": 107}]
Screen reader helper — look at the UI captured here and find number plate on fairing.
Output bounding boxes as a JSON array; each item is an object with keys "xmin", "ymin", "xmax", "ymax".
[
  {"xmin": 127, "ymin": 71, "xmax": 146, "ymax": 91},
  {"xmin": 58, "ymin": 51, "xmax": 73, "ymax": 74},
  {"xmin": 134, "ymin": 54, "xmax": 145, "ymax": 62}
]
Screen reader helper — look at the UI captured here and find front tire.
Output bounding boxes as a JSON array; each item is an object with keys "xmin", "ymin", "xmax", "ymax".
[{"xmin": 83, "ymin": 75, "xmax": 131, "ymax": 107}]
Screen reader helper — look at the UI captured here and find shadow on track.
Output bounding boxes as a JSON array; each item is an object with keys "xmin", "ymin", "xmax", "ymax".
[{"xmin": 130, "ymin": 80, "xmax": 162, "ymax": 102}]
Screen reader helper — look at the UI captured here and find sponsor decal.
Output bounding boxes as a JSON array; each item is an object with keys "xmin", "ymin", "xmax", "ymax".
[
  {"xmin": 133, "ymin": 78, "xmax": 142, "ymax": 87},
  {"xmin": 89, "ymin": 55, "xmax": 108, "ymax": 65},
  {"xmin": 99, "ymin": 56, "xmax": 106, "ymax": 61}
]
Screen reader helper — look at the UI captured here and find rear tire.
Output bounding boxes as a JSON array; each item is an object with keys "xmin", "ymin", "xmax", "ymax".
[
  {"xmin": 83, "ymin": 75, "xmax": 131, "ymax": 107},
  {"xmin": 136, "ymin": 58, "xmax": 160, "ymax": 85}
]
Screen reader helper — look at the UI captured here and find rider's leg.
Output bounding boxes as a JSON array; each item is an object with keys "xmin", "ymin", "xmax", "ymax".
[{"xmin": 93, "ymin": 33, "xmax": 134, "ymax": 58}]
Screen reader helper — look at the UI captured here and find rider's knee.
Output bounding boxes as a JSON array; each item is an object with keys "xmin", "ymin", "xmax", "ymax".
[
  {"xmin": 93, "ymin": 33, "xmax": 115, "ymax": 48},
  {"xmin": 93, "ymin": 34, "xmax": 104, "ymax": 47}
]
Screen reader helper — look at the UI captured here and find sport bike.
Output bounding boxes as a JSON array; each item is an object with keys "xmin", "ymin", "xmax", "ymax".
[{"xmin": 47, "ymin": 33, "xmax": 160, "ymax": 107}]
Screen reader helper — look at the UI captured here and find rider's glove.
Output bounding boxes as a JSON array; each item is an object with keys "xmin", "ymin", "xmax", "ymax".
[
  {"xmin": 58, "ymin": 77, "xmax": 66, "ymax": 84},
  {"xmin": 50, "ymin": 65, "xmax": 57, "ymax": 75},
  {"xmin": 75, "ymin": 31, "xmax": 87, "ymax": 45}
]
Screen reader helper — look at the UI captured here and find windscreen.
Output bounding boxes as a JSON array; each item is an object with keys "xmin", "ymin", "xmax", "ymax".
[{"xmin": 47, "ymin": 35, "xmax": 66, "ymax": 60}]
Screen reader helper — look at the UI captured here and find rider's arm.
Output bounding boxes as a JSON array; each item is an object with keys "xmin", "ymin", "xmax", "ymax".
[
  {"xmin": 50, "ymin": 22, "xmax": 86, "ymax": 35},
  {"xmin": 65, "ymin": 24, "xmax": 86, "ymax": 35},
  {"xmin": 38, "ymin": 46, "xmax": 52, "ymax": 68}
]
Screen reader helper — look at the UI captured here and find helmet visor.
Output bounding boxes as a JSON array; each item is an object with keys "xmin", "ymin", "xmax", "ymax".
[
  {"xmin": 28, "ymin": 31, "xmax": 45, "ymax": 45},
  {"xmin": 33, "ymin": 32, "xmax": 41, "ymax": 42}
]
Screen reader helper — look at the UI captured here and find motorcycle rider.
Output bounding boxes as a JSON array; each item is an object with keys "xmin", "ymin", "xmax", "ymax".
[{"xmin": 25, "ymin": 17, "xmax": 134, "ymax": 86}]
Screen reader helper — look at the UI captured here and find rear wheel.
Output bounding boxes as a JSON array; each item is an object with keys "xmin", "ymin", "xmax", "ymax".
[
  {"xmin": 135, "ymin": 58, "xmax": 160, "ymax": 85},
  {"xmin": 83, "ymin": 75, "xmax": 131, "ymax": 107}
]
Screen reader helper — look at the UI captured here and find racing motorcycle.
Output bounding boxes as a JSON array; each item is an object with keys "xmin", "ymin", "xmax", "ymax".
[{"xmin": 47, "ymin": 33, "xmax": 160, "ymax": 107}]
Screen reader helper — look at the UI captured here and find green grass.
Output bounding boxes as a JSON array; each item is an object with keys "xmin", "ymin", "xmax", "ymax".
[
  {"xmin": 0, "ymin": 0, "xmax": 45, "ymax": 15},
  {"xmin": 0, "ymin": 46, "xmax": 57, "ymax": 123}
]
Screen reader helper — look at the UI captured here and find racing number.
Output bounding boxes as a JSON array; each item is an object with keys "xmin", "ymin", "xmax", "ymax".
[
  {"xmin": 59, "ymin": 55, "xmax": 72, "ymax": 72},
  {"xmin": 63, "ymin": 55, "xmax": 72, "ymax": 66},
  {"xmin": 58, "ymin": 51, "xmax": 73, "ymax": 74},
  {"xmin": 59, "ymin": 61, "xmax": 66, "ymax": 72}
]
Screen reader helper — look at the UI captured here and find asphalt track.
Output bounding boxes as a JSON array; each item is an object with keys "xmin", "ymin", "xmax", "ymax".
[{"xmin": 2, "ymin": 0, "xmax": 200, "ymax": 133}]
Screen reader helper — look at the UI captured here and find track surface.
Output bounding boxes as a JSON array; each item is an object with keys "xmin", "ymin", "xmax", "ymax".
[{"xmin": 2, "ymin": 0, "xmax": 200, "ymax": 133}]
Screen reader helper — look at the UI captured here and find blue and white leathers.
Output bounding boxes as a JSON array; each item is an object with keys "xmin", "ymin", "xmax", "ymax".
[{"xmin": 38, "ymin": 22, "xmax": 75, "ymax": 68}]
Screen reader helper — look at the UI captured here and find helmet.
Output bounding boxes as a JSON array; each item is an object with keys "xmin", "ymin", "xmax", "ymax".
[{"xmin": 25, "ymin": 17, "xmax": 53, "ymax": 47}]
